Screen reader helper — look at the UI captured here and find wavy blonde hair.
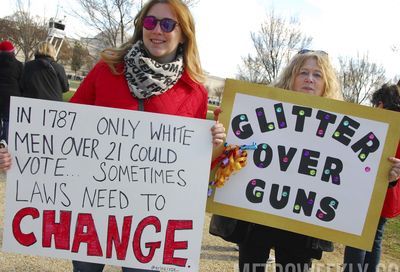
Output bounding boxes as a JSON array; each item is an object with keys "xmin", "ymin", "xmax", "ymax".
[
  {"xmin": 35, "ymin": 41, "xmax": 56, "ymax": 60},
  {"xmin": 273, "ymin": 52, "xmax": 343, "ymax": 100},
  {"xmin": 100, "ymin": 0, "xmax": 204, "ymax": 83}
]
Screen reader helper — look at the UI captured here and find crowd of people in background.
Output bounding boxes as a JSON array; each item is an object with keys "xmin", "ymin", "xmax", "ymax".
[
  {"xmin": 0, "ymin": 40, "xmax": 69, "ymax": 143},
  {"xmin": 0, "ymin": 0, "xmax": 399, "ymax": 271}
]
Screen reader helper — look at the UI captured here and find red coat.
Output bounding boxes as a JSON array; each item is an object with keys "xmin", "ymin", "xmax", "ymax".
[
  {"xmin": 70, "ymin": 61, "xmax": 207, "ymax": 119},
  {"xmin": 381, "ymin": 143, "xmax": 400, "ymax": 218}
]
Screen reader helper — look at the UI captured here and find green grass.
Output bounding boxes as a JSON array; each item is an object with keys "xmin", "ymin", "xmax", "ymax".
[
  {"xmin": 207, "ymin": 104, "xmax": 222, "ymax": 120},
  {"xmin": 62, "ymin": 91, "xmax": 74, "ymax": 102},
  {"xmin": 208, "ymin": 104, "xmax": 219, "ymax": 113},
  {"xmin": 63, "ymin": 79, "xmax": 82, "ymax": 102},
  {"xmin": 382, "ymin": 216, "xmax": 400, "ymax": 257},
  {"xmin": 206, "ymin": 110, "xmax": 214, "ymax": 120},
  {"xmin": 69, "ymin": 80, "xmax": 81, "ymax": 90}
]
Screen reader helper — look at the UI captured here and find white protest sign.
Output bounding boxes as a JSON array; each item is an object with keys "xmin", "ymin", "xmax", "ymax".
[
  {"xmin": 214, "ymin": 93, "xmax": 386, "ymax": 235},
  {"xmin": 207, "ymin": 79, "xmax": 400, "ymax": 250},
  {"xmin": 2, "ymin": 97, "xmax": 214, "ymax": 272}
]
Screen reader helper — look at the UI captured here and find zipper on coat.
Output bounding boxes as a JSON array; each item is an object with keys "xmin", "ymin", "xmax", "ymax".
[{"xmin": 138, "ymin": 99, "xmax": 144, "ymax": 111}]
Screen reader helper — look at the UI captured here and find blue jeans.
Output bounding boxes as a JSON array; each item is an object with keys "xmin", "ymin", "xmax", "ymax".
[
  {"xmin": 343, "ymin": 217, "xmax": 387, "ymax": 272},
  {"xmin": 72, "ymin": 260, "xmax": 155, "ymax": 272}
]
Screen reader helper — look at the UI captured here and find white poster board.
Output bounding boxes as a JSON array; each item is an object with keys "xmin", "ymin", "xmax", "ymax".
[
  {"xmin": 207, "ymin": 79, "xmax": 400, "ymax": 250},
  {"xmin": 2, "ymin": 97, "xmax": 214, "ymax": 271},
  {"xmin": 214, "ymin": 93, "xmax": 386, "ymax": 235}
]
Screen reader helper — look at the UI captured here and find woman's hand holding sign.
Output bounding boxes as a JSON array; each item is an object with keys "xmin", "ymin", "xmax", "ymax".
[
  {"xmin": 211, "ymin": 108, "xmax": 226, "ymax": 146},
  {"xmin": 0, "ymin": 141, "xmax": 11, "ymax": 172},
  {"xmin": 211, "ymin": 123, "xmax": 226, "ymax": 146},
  {"xmin": 388, "ymin": 156, "xmax": 400, "ymax": 182}
]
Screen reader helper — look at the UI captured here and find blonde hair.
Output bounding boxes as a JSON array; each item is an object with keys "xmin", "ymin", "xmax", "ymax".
[
  {"xmin": 100, "ymin": 0, "xmax": 204, "ymax": 83},
  {"xmin": 273, "ymin": 52, "xmax": 343, "ymax": 100},
  {"xmin": 35, "ymin": 41, "xmax": 56, "ymax": 60}
]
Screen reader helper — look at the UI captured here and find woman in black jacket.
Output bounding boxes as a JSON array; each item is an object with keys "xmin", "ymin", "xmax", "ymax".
[
  {"xmin": 0, "ymin": 40, "xmax": 23, "ymax": 142},
  {"xmin": 22, "ymin": 41, "xmax": 69, "ymax": 101},
  {"xmin": 238, "ymin": 50, "xmax": 342, "ymax": 272}
]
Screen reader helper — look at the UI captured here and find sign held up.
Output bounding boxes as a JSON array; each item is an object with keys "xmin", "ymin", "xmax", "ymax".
[
  {"xmin": 3, "ymin": 97, "xmax": 214, "ymax": 271},
  {"xmin": 207, "ymin": 79, "xmax": 400, "ymax": 250}
]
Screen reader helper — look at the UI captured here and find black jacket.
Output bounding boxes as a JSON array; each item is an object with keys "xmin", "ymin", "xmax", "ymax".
[
  {"xmin": 0, "ymin": 52, "xmax": 23, "ymax": 118},
  {"xmin": 246, "ymin": 223, "xmax": 333, "ymax": 259},
  {"xmin": 22, "ymin": 55, "xmax": 69, "ymax": 101}
]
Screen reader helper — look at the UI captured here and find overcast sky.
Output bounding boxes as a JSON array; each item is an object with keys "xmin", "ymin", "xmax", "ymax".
[{"xmin": 1, "ymin": 0, "xmax": 399, "ymax": 80}]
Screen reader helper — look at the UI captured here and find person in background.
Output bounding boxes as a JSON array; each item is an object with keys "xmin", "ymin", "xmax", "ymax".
[
  {"xmin": 68, "ymin": 0, "xmax": 226, "ymax": 271},
  {"xmin": 343, "ymin": 82, "xmax": 400, "ymax": 272},
  {"xmin": 0, "ymin": 40, "xmax": 23, "ymax": 143},
  {"xmin": 21, "ymin": 41, "xmax": 69, "ymax": 101},
  {"xmin": 237, "ymin": 50, "xmax": 400, "ymax": 272}
]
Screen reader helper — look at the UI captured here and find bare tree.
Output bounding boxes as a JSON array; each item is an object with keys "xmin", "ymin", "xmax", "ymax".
[
  {"xmin": 389, "ymin": 45, "xmax": 400, "ymax": 83},
  {"xmin": 71, "ymin": 41, "xmax": 90, "ymax": 75},
  {"xmin": 182, "ymin": 0, "xmax": 199, "ymax": 7},
  {"xmin": 72, "ymin": 0, "xmax": 199, "ymax": 49},
  {"xmin": 237, "ymin": 55, "xmax": 270, "ymax": 84},
  {"xmin": 0, "ymin": 18, "xmax": 16, "ymax": 43},
  {"xmin": 213, "ymin": 86, "xmax": 224, "ymax": 104},
  {"xmin": 237, "ymin": 9, "xmax": 312, "ymax": 84},
  {"xmin": 58, "ymin": 39, "xmax": 72, "ymax": 65},
  {"xmin": 338, "ymin": 54, "xmax": 386, "ymax": 105},
  {"xmin": 71, "ymin": 0, "xmax": 135, "ymax": 47},
  {"xmin": 393, "ymin": 75, "xmax": 400, "ymax": 84},
  {"xmin": 137, "ymin": 0, "xmax": 199, "ymax": 8},
  {"xmin": 0, "ymin": 0, "xmax": 47, "ymax": 62}
]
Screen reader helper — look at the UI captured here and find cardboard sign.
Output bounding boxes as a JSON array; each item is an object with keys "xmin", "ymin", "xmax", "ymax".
[
  {"xmin": 207, "ymin": 79, "xmax": 400, "ymax": 250},
  {"xmin": 2, "ymin": 97, "xmax": 214, "ymax": 271}
]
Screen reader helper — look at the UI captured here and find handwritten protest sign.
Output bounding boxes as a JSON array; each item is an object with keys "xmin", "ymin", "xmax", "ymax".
[
  {"xmin": 207, "ymin": 79, "xmax": 400, "ymax": 250},
  {"xmin": 2, "ymin": 97, "xmax": 214, "ymax": 271}
]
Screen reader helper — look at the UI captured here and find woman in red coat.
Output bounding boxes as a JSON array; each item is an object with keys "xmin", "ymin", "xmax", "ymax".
[
  {"xmin": 1, "ymin": 0, "xmax": 225, "ymax": 271},
  {"xmin": 343, "ymin": 82, "xmax": 400, "ymax": 272},
  {"xmin": 70, "ymin": 0, "xmax": 225, "ymax": 271}
]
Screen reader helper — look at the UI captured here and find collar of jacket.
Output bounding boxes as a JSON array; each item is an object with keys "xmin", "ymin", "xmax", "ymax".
[
  {"xmin": 35, "ymin": 55, "xmax": 54, "ymax": 61},
  {"xmin": 178, "ymin": 69, "xmax": 201, "ymax": 91}
]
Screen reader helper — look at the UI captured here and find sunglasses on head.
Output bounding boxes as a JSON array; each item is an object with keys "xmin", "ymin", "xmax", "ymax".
[
  {"xmin": 298, "ymin": 49, "xmax": 328, "ymax": 55},
  {"xmin": 143, "ymin": 16, "xmax": 178, "ymax": 33}
]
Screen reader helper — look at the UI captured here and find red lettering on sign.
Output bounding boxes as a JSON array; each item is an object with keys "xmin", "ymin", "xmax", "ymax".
[
  {"xmin": 106, "ymin": 215, "xmax": 132, "ymax": 260},
  {"xmin": 12, "ymin": 207, "xmax": 39, "ymax": 246},
  {"xmin": 133, "ymin": 216, "xmax": 161, "ymax": 263},
  {"xmin": 71, "ymin": 213, "xmax": 103, "ymax": 256},
  {"xmin": 163, "ymin": 220, "xmax": 192, "ymax": 267},
  {"xmin": 42, "ymin": 210, "xmax": 71, "ymax": 249}
]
